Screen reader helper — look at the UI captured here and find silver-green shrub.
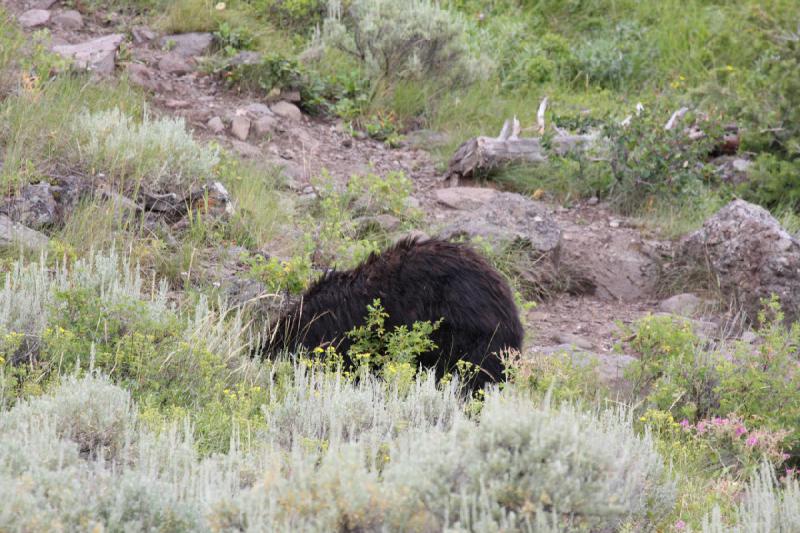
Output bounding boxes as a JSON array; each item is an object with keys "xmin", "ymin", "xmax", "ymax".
[
  {"xmin": 72, "ymin": 107, "xmax": 219, "ymax": 192},
  {"xmin": 383, "ymin": 393, "xmax": 676, "ymax": 531},
  {"xmin": 0, "ymin": 249, "xmax": 170, "ymax": 342},
  {"xmin": 322, "ymin": 0, "xmax": 480, "ymax": 85},
  {"xmin": 701, "ymin": 464, "xmax": 800, "ymax": 533}
]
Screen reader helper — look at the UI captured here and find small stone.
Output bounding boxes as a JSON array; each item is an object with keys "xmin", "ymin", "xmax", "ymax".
[
  {"xmin": 158, "ymin": 53, "xmax": 194, "ymax": 75},
  {"xmin": 659, "ymin": 293, "xmax": 706, "ymax": 317},
  {"xmin": 281, "ymin": 89, "xmax": 301, "ymax": 103},
  {"xmin": 19, "ymin": 9, "xmax": 50, "ymax": 28},
  {"xmin": 32, "ymin": 0, "xmax": 58, "ymax": 8},
  {"xmin": 52, "ymin": 10, "xmax": 83, "ymax": 30},
  {"xmin": 244, "ymin": 103, "xmax": 273, "ymax": 118},
  {"xmin": 253, "ymin": 115, "xmax": 278, "ymax": 138},
  {"xmin": 207, "ymin": 116, "xmax": 225, "ymax": 134},
  {"xmin": 231, "ymin": 140, "xmax": 261, "ymax": 158},
  {"xmin": 550, "ymin": 332, "xmax": 595, "ymax": 351},
  {"xmin": 270, "ymin": 101, "xmax": 302, "ymax": 122},
  {"xmin": 159, "ymin": 33, "xmax": 214, "ymax": 57},
  {"xmin": 609, "ymin": 219, "xmax": 621, "ymax": 228},
  {"xmin": 230, "ymin": 116, "xmax": 251, "ymax": 141},
  {"xmin": 164, "ymin": 99, "xmax": 190, "ymax": 109},
  {"xmin": 132, "ymin": 26, "xmax": 156, "ymax": 44},
  {"xmin": 587, "ymin": 196, "xmax": 599, "ymax": 206}
]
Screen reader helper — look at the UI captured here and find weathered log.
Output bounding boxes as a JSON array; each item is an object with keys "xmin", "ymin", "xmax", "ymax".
[{"xmin": 446, "ymin": 132, "xmax": 596, "ymax": 184}]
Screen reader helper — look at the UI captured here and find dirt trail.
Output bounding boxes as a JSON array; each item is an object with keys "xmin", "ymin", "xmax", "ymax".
[{"xmin": 5, "ymin": 1, "xmax": 696, "ymax": 375}]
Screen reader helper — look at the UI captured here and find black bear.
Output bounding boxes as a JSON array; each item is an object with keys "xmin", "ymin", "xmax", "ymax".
[{"xmin": 262, "ymin": 236, "xmax": 524, "ymax": 389}]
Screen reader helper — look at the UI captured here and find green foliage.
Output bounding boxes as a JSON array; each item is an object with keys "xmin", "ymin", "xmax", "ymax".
[
  {"xmin": 715, "ymin": 297, "xmax": 800, "ymax": 453},
  {"xmin": 604, "ymin": 106, "xmax": 719, "ymax": 214},
  {"xmin": 303, "ymin": 170, "xmax": 420, "ymax": 267},
  {"xmin": 255, "ymin": 0, "xmax": 326, "ymax": 33},
  {"xmin": 213, "ymin": 20, "xmax": 256, "ymax": 54},
  {"xmin": 739, "ymin": 153, "xmax": 800, "ymax": 211},
  {"xmin": 345, "ymin": 298, "xmax": 441, "ymax": 384},
  {"xmin": 628, "ymin": 298, "xmax": 800, "ymax": 469},
  {"xmin": 241, "ymin": 252, "xmax": 312, "ymax": 294}
]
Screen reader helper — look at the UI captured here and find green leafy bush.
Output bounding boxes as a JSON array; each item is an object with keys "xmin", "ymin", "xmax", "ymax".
[
  {"xmin": 604, "ymin": 106, "xmax": 719, "ymax": 213},
  {"xmin": 628, "ymin": 298, "xmax": 800, "ymax": 461}
]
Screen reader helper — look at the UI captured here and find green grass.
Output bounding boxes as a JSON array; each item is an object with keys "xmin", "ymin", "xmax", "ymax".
[{"xmin": 0, "ymin": 76, "xmax": 145, "ymax": 193}]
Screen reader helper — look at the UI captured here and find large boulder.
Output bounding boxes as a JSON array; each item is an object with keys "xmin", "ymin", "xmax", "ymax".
[
  {"xmin": 558, "ymin": 216, "xmax": 666, "ymax": 302},
  {"xmin": 53, "ymin": 34, "xmax": 125, "ymax": 75},
  {"xmin": 0, "ymin": 215, "xmax": 49, "ymax": 250},
  {"xmin": 1, "ymin": 183, "xmax": 58, "ymax": 229},
  {"xmin": 436, "ymin": 187, "xmax": 561, "ymax": 256},
  {"xmin": 676, "ymin": 199, "xmax": 800, "ymax": 323}
]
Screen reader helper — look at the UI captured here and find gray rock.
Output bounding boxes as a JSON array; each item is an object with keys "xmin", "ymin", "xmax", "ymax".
[
  {"xmin": 253, "ymin": 115, "xmax": 278, "ymax": 138},
  {"xmin": 159, "ymin": 33, "xmax": 214, "ymax": 57},
  {"xmin": 157, "ymin": 53, "xmax": 193, "ymax": 75},
  {"xmin": 207, "ymin": 116, "xmax": 225, "ymax": 134},
  {"xmin": 132, "ymin": 26, "xmax": 156, "ymax": 44},
  {"xmin": 435, "ymin": 187, "xmax": 497, "ymax": 211},
  {"xmin": 269, "ymin": 158, "xmax": 306, "ymax": 182},
  {"xmin": 549, "ymin": 332, "xmax": 594, "ymax": 351},
  {"xmin": 659, "ymin": 293, "xmax": 707, "ymax": 317},
  {"xmin": 230, "ymin": 116, "xmax": 251, "ymax": 141},
  {"xmin": 281, "ymin": 89, "xmax": 301, "ymax": 103},
  {"xmin": 244, "ymin": 103, "xmax": 273, "ymax": 118},
  {"xmin": 230, "ymin": 140, "xmax": 261, "ymax": 158},
  {"xmin": 437, "ymin": 187, "xmax": 561, "ymax": 255},
  {"xmin": 675, "ymin": 199, "xmax": 800, "ymax": 323},
  {"xmin": 559, "ymin": 222, "xmax": 666, "ymax": 302},
  {"xmin": 0, "ymin": 215, "xmax": 49, "ymax": 250},
  {"xmin": 52, "ymin": 10, "xmax": 83, "ymax": 30},
  {"xmin": 270, "ymin": 101, "xmax": 302, "ymax": 122},
  {"xmin": 19, "ymin": 9, "xmax": 50, "ymax": 28},
  {"xmin": 1, "ymin": 183, "xmax": 58, "ymax": 229},
  {"xmin": 32, "ymin": 0, "xmax": 58, "ymax": 8},
  {"xmin": 53, "ymin": 34, "xmax": 125, "ymax": 75}
]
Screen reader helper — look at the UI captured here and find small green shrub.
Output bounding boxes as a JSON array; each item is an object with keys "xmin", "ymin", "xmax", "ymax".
[{"xmin": 604, "ymin": 106, "xmax": 719, "ymax": 214}]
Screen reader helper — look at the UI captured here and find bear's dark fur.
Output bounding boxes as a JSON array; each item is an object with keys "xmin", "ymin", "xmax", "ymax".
[{"xmin": 262, "ymin": 237, "xmax": 524, "ymax": 389}]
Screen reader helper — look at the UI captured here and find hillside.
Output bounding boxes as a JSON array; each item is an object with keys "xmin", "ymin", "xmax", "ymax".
[{"xmin": 1, "ymin": 0, "xmax": 800, "ymax": 531}]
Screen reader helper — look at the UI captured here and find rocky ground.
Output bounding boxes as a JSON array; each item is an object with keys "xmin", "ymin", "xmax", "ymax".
[{"xmin": 6, "ymin": 0, "xmax": 799, "ymax": 394}]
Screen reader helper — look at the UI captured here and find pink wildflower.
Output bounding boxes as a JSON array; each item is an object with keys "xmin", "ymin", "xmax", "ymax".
[
  {"xmin": 675, "ymin": 519, "xmax": 687, "ymax": 531},
  {"xmin": 735, "ymin": 425, "xmax": 747, "ymax": 437},
  {"xmin": 679, "ymin": 419, "xmax": 691, "ymax": 431},
  {"xmin": 696, "ymin": 421, "xmax": 707, "ymax": 434},
  {"xmin": 746, "ymin": 435, "xmax": 759, "ymax": 447}
]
